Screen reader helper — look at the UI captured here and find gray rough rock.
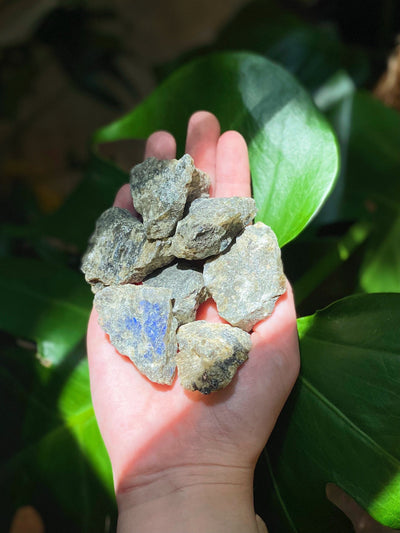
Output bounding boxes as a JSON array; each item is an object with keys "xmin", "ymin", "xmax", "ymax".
[
  {"xmin": 171, "ymin": 197, "xmax": 257, "ymax": 260},
  {"xmin": 130, "ymin": 154, "xmax": 210, "ymax": 240},
  {"xmin": 203, "ymin": 222, "xmax": 286, "ymax": 331},
  {"xmin": 94, "ymin": 285, "xmax": 177, "ymax": 384},
  {"xmin": 136, "ymin": 237, "xmax": 174, "ymax": 282},
  {"xmin": 82, "ymin": 155, "xmax": 287, "ymax": 395},
  {"xmin": 143, "ymin": 261, "xmax": 209, "ymax": 325},
  {"xmin": 176, "ymin": 321, "xmax": 251, "ymax": 394},
  {"xmin": 81, "ymin": 207, "xmax": 174, "ymax": 292}
]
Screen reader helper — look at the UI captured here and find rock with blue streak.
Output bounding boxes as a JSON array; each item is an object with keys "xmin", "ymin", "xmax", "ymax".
[
  {"xmin": 94, "ymin": 285, "xmax": 178, "ymax": 384},
  {"xmin": 83, "ymin": 154, "xmax": 286, "ymax": 394}
]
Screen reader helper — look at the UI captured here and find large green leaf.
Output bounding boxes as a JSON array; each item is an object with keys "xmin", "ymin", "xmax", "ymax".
[
  {"xmin": 359, "ymin": 210, "xmax": 400, "ymax": 294},
  {"xmin": 0, "ymin": 257, "xmax": 91, "ymax": 365},
  {"xmin": 338, "ymin": 91, "xmax": 400, "ymax": 219},
  {"xmin": 0, "ymin": 340, "xmax": 116, "ymax": 532},
  {"xmin": 93, "ymin": 52, "xmax": 339, "ymax": 247},
  {"xmin": 260, "ymin": 293, "xmax": 400, "ymax": 532}
]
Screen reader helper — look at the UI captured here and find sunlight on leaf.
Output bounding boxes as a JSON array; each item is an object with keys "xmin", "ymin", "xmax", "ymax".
[
  {"xmin": 293, "ymin": 220, "xmax": 371, "ymax": 305},
  {"xmin": 360, "ymin": 213, "xmax": 400, "ymax": 293},
  {"xmin": 57, "ymin": 358, "xmax": 114, "ymax": 497},
  {"xmin": 261, "ymin": 294, "xmax": 400, "ymax": 532},
  {"xmin": 369, "ymin": 473, "xmax": 400, "ymax": 528},
  {"xmin": 93, "ymin": 52, "xmax": 339, "ymax": 246},
  {"xmin": 0, "ymin": 258, "xmax": 92, "ymax": 365}
]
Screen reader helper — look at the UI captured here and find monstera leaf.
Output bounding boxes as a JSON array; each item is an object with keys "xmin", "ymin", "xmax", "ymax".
[
  {"xmin": 93, "ymin": 51, "xmax": 339, "ymax": 247},
  {"xmin": 258, "ymin": 293, "xmax": 400, "ymax": 532},
  {"xmin": 0, "ymin": 51, "xmax": 341, "ymax": 533}
]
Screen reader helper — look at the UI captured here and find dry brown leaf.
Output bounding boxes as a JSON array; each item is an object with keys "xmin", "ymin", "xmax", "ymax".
[{"xmin": 374, "ymin": 39, "xmax": 400, "ymax": 112}]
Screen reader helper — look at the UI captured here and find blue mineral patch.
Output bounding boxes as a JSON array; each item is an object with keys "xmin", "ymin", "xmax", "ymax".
[
  {"xmin": 125, "ymin": 315, "xmax": 142, "ymax": 336},
  {"xmin": 94, "ymin": 285, "xmax": 177, "ymax": 384},
  {"xmin": 139, "ymin": 299, "xmax": 167, "ymax": 358},
  {"xmin": 143, "ymin": 349, "xmax": 153, "ymax": 361}
]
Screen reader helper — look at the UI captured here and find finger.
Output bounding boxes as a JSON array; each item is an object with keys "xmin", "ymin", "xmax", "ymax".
[
  {"xmin": 196, "ymin": 298, "xmax": 229, "ymax": 324},
  {"xmin": 9, "ymin": 506, "xmax": 44, "ymax": 533},
  {"xmin": 144, "ymin": 130, "xmax": 176, "ymax": 159},
  {"xmin": 113, "ymin": 184, "xmax": 137, "ymax": 216},
  {"xmin": 115, "ymin": 131, "xmax": 176, "ymax": 216},
  {"xmin": 256, "ymin": 514, "xmax": 269, "ymax": 533},
  {"xmin": 214, "ymin": 130, "xmax": 251, "ymax": 198},
  {"xmin": 326, "ymin": 483, "xmax": 365, "ymax": 529},
  {"xmin": 185, "ymin": 111, "xmax": 220, "ymax": 191},
  {"xmin": 325, "ymin": 484, "xmax": 390, "ymax": 532}
]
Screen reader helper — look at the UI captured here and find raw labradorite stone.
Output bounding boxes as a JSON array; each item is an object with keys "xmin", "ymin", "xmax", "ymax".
[
  {"xmin": 82, "ymin": 154, "xmax": 287, "ymax": 394},
  {"xmin": 176, "ymin": 320, "xmax": 252, "ymax": 394},
  {"xmin": 136, "ymin": 237, "xmax": 175, "ymax": 282},
  {"xmin": 203, "ymin": 222, "xmax": 286, "ymax": 332},
  {"xmin": 94, "ymin": 285, "xmax": 178, "ymax": 385},
  {"xmin": 81, "ymin": 207, "xmax": 174, "ymax": 292},
  {"xmin": 171, "ymin": 197, "xmax": 257, "ymax": 260},
  {"xmin": 81, "ymin": 207, "xmax": 145, "ymax": 292},
  {"xmin": 143, "ymin": 261, "xmax": 209, "ymax": 326},
  {"xmin": 130, "ymin": 154, "xmax": 210, "ymax": 240}
]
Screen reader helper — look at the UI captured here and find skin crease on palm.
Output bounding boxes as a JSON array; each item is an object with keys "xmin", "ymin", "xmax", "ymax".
[{"xmin": 86, "ymin": 111, "xmax": 300, "ymax": 529}]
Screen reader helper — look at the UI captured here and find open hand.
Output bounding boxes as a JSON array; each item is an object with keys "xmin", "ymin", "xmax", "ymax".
[{"xmin": 87, "ymin": 111, "xmax": 300, "ymax": 532}]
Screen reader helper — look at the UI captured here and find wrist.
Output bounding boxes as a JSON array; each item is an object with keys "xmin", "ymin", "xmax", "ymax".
[{"xmin": 116, "ymin": 463, "xmax": 260, "ymax": 533}]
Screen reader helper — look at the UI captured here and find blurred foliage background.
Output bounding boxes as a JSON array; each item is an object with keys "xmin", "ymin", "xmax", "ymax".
[
  {"xmin": 1, "ymin": 1, "xmax": 400, "ymax": 532},
  {"xmin": 1, "ymin": 0, "xmax": 399, "ymax": 223}
]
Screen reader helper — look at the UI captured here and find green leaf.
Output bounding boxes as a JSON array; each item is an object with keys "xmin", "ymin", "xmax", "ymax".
[
  {"xmin": 292, "ymin": 220, "xmax": 371, "ymax": 305},
  {"xmin": 261, "ymin": 294, "xmax": 400, "ymax": 532},
  {"xmin": 93, "ymin": 52, "xmax": 339, "ymax": 246},
  {"xmin": 0, "ymin": 257, "xmax": 92, "ymax": 365},
  {"xmin": 0, "ymin": 340, "xmax": 116, "ymax": 532},
  {"xmin": 57, "ymin": 356, "xmax": 113, "ymax": 494},
  {"xmin": 341, "ymin": 91, "xmax": 400, "ymax": 218},
  {"xmin": 359, "ymin": 210, "xmax": 400, "ymax": 294}
]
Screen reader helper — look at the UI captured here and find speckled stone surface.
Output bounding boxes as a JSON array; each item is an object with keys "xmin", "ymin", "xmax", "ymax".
[
  {"xmin": 171, "ymin": 196, "xmax": 257, "ymax": 260},
  {"xmin": 203, "ymin": 222, "xmax": 286, "ymax": 331},
  {"xmin": 130, "ymin": 154, "xmax": 210, "ymax": 240},
  {"xmin": 176, "ymin": 320, "xmax": 251, "ymax": 394},
  {"xmin": 143, "ymin": 261, "xmax": 209, "ymax": 325},
  {"xmin": 83, "ymin": 155, "xmax": 287, "ymax": 394},
  {"xmin": 94, "ymin": 285, "xmax": 177, "ymax": 384},
  {"xmin": 81, "ymin": 207, "xmax": 174, "ymax": 292}
]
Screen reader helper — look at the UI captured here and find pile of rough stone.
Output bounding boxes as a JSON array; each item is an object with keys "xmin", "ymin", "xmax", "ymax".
[{"xmin": 81, "ymin": 154, "xmax": 286, "ymax": 394}]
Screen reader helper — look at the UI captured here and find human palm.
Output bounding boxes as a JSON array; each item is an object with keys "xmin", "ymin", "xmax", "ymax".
[{"xmin": 87, "ymin": 111, "xmax": 300, "ymax": 497}]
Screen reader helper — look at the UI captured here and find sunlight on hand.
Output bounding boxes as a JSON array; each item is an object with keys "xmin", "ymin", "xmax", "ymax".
[{"xmin": 87, "ymin": 111, "xmax": 300, "ymax": 493}]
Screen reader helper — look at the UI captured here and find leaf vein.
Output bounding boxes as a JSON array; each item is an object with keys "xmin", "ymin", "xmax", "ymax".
[{"xmin": 300, "ymin": 375, "xmax": 400, "ymax": 467}]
